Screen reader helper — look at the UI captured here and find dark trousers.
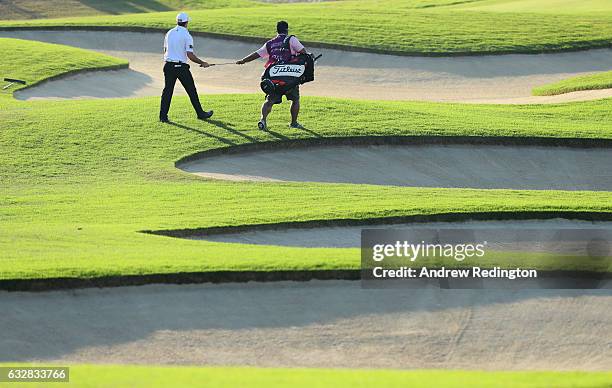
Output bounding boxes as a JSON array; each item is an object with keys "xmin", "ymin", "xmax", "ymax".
[{"xmin": 160, "ymin": 62, "xmax": 205, "ymax": 120}]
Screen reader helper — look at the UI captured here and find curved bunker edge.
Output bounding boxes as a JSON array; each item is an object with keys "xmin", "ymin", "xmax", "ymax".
[
  {"xmin": 176, "ymin": 136, "xmax": 612, "ymax": 191},
  {"xmin": 2, "ymin": 30, "xmax": 612, "ymax": 102}
]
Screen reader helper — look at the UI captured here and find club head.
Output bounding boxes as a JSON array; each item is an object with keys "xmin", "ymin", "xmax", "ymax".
[{"xmin": 4, "ymin": 78, "xmax": 27, "ymax": 85}]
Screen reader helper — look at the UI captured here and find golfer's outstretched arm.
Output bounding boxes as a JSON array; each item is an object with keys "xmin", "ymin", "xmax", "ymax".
[
  {"xmin": 236, "ymin": 52, "xmax": 260, "ymax": 65},
  {"xmin": 187, "ymin": 51, "xmax": 211, "ymax": 67}
]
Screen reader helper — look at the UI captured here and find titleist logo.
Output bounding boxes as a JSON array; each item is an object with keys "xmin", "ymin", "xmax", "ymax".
[{"xmin": 270, "ymin": 65, "xmax": 305, "ymax": 76}]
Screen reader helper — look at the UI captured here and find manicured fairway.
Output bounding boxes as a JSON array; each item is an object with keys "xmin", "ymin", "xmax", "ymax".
[
  {"xmin": 1, "ymin": 0, "xmax": 612, "ymax": 55},
  {"xmin": 533, "ymin": 71, "xmax": 612, "ymax": 96},
  {"xmin": 3, "ymin": 94, "xmax": 612, "ymax": 279},
  {"xmin": 4, "ymin": 365, "xmax": 610, "ymax": 388}
]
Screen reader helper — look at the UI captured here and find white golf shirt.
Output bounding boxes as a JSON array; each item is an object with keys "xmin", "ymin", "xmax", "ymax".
[{"xmin": 163, "ymin": 25, "xmax": 194, "ymax": 63}]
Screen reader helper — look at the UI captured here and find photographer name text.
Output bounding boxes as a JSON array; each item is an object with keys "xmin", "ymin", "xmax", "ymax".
[{"xmin": 372, "ymin": 266, "xmax": 538, "ymax": 280}]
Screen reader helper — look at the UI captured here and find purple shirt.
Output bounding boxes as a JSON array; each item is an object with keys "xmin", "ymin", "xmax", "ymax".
[{"xmin": 256, "ymin": 35, "xmax": 305, "ymax": 59}]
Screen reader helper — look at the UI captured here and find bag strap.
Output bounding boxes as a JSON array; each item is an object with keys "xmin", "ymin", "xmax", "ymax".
[{"xmin": 283, "ymin": 34, "xmax": 295, "ymax": 51}]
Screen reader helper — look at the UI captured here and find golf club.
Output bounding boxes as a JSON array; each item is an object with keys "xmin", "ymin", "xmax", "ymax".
[
  {"xmin": 3, "ymin": 77, "xmax": 26, "ymax": 90},
  {"xmin": 210, "ymin": 55, "xmax": 321, "ymax": 67}
]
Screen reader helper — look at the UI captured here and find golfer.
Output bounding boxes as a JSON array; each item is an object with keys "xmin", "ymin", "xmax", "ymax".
[
  {"xmin": 159, "ymin": 12, "xmax": 213, "ymax": 123},
  {"xmin": 236, "ymin": 21, "xmax": 307, "ymax": 130}
]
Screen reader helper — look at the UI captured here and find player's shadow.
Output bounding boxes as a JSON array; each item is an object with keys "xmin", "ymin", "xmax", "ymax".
[
  {"xmin": 168, "ymin": 122, "xmax": 237, "ymax": 146},
  {"xmin": 205, "ymin": 119, "xmax": 259, "ymax": 143}
]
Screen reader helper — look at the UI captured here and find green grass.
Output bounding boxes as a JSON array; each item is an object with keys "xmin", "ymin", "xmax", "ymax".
[
  {"xmin": 5, "ymin": 365, "xmax": 612, "ymax": 388},
  {"xmin": 0, "ymin": 0, "xmax": 263, "ymax": 20},
  {"xmin": 3, "ymin": 94, "xmax": 612, "ymax": 279},
  {"xmin": 1, "ymin": 0, "xmax": 612, "ymax": 55},
  {"xmin": 533, "ymin": 71, "xmax": 612, "ymax": 96},
  {"xmin": 0, "ymin": 38, "xmax": 127, "ymax": 96},
  {"xmin": 2, "ymin": 39, "xmax": 612, "ymax": 281},
  {"xmin": 451, "ymin": 0, "xmax": 612, "ymax": 14}
]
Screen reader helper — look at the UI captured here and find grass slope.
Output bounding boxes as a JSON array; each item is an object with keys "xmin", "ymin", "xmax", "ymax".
[
  {"xmin": 533, "ymin": 71, "xmax": 612, "ymax": 96},
  {"xmin": 0, "ymin": 0, "xmax": 263, "ymax": 20},
  {"xmin": 3, "ymin": 93, "xmax": 612, "ymax": 280},
  {"xmin": 0, "ymin": 38, "xmax": 127, "ymax": 96},
  {"xmin": 1, "ymin": 0, "xmax": 612, "ymax": 55},
  {"xmin": 2, "ymin": 39, "xmax": 612, "ymax": 281},
  {"xmin": 6, "ymin": 365, "xmax": 612, "ymax": 388}
]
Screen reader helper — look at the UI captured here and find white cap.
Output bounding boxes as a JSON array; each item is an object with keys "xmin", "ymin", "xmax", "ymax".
[{"xmin": 176, "ymin": 12, "xmax": 190, "ymax": 23}]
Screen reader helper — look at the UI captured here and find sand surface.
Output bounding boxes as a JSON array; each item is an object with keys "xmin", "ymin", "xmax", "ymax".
[
  {"xmin": 196, "ymin": 219, "xmax": 612, "ymax": 248},
  {"xmin": 1, "ymin": 30, "xmax": 612, "ymax": 103},
  {"xmin": 178, "ymin": 144, "xmax": 612, "ymax": 190},
  {"xmin": 1, "ymin": 281, "xmax": 610, "ymax": 370}
]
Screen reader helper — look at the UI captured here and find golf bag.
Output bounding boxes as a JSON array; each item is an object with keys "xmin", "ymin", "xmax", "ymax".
[{"xmin": 260, "ymin": 52, "xmax": 317, "ymax": 96}]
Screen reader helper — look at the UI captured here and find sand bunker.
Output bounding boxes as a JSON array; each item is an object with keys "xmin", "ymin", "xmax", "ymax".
[
  {"xmin": 194, "ymin": 219, "xmax": 612, "ymax": 248},
  {"xmin": 178, "ymin": 144, "xmax": 612, "ymax": 190},
  {"xmin": 1, "ymin": 281, "xmax": 610, "ymax": 370},
  {"xmin": 1, "ymin": 30, "xmax": 612, "ymax": 103}
]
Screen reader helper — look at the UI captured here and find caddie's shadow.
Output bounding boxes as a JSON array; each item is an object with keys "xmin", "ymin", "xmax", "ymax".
[
  {"xmin": 265, "ymin": 129, "xmax": 290, "ymax": 141},
  {"xmin": 295, "ymin": 124, "xmax": 322, "ymax": 138},
  {"xmin": 168, "ymin": 120, "xmax": 322, "ymax": 146},
  {"xmin": 267, "ymin": 123, "xmax": 323, "ymax": 139}
]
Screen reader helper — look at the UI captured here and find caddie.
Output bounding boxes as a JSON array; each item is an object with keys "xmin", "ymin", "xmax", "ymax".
[{"xmin": 236, "ymin": 20, "xmax": 307, "ymax": 130}]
